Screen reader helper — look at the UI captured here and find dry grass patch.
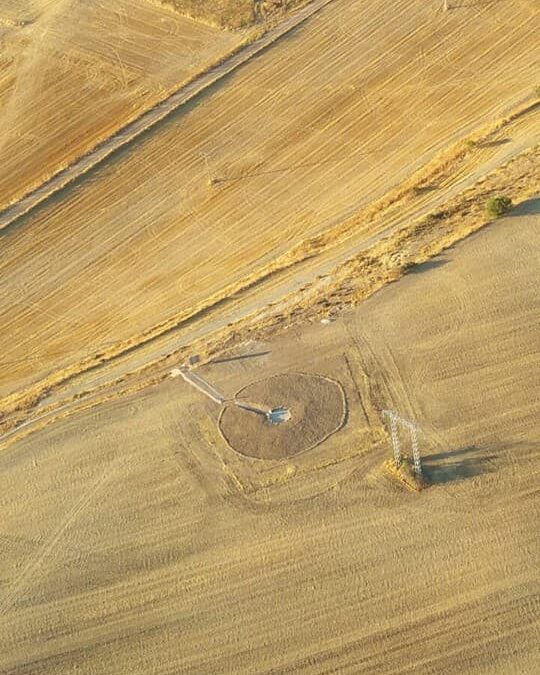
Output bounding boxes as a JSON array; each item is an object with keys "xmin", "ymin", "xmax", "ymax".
[
  {"xmin": 160, "ymin": 0, "xmax": 308, "ymax": 28},
  {"xmin": 383, "ymin": 459, "xmax": 427, "ymax": 492}
]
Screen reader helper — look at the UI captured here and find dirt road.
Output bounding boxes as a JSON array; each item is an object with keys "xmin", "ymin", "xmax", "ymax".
[{"xmin": 2, "ymin": 0, "xmax": 538, "ymax": 407}]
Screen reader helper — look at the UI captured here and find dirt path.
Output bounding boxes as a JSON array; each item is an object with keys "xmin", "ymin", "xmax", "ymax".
[
  {"xmin": 18, "ymin": 120, "xmax": 539, "ymax": 410},
  {"xmin": 0, "ymin": 0, "xmax": 335, "ymax": 232},
  {"xmin": 0, "ymin": 454, "xmax": 126, "ymax": 617}
]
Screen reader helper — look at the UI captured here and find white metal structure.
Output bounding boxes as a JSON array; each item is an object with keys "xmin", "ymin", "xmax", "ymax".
[
  {"xmin": 267, "ymin": 407, "xmax": 292, "ymax": 425},
  {"xmin": 382, "ymin": 410, "xmax": 422, "ymax": 476}
]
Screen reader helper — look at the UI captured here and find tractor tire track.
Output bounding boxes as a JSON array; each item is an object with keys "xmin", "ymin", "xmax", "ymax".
[{"xmin": 0, "ymin": 455, "xmax": 126, "ymax": 617}]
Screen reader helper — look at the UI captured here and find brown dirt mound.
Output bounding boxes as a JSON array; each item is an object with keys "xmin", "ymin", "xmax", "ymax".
[{"xmin": 219, "ymin": 372, "xmax": 346, "ymax": 459}]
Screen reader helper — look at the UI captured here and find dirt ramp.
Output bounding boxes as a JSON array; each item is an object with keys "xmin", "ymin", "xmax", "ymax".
[{"xmin": 219, "ymin": 372, "xmax": 346, "ymax": 459}]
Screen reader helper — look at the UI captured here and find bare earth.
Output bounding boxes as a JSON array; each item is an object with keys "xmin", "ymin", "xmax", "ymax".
[{"xmin": 219, "ymin": 372, "xmax": 346, "ymax": 459}]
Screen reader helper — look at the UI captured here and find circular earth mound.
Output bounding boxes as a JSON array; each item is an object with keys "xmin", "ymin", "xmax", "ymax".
[{"xmin": 219, "ymin": 372, "xmax": 346, "ymax": 460}]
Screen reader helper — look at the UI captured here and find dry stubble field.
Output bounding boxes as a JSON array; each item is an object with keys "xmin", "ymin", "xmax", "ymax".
[
  {"xmin": 1, "ymin": 199, "xmax": 538, "ymax": 674},
  {"xmin": 0, "ymin": 0, "xmax": 246, "ymax": 210},
  {"xmin": 1, "ymin": 0, "xmax": 539, "ymax": 672},
  {"xmin": 1, "ymin": 0, "xmax": 538, "ymax": 405}
]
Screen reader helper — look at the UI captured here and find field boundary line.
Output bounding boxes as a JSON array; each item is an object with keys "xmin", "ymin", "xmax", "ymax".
[{"xmin": 0, "ymin": 0, "xmax": 335, "ymax": 233}]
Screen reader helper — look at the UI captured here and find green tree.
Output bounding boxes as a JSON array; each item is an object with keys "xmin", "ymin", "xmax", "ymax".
[{"xmin": 485, "ymin": 195, "xmax": 512, "ymax": 218}]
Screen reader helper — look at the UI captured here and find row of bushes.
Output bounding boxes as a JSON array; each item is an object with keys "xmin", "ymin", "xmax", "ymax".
[{"xmin": 485, "ymin": 195, "xmax": 512, "ymax": 218}]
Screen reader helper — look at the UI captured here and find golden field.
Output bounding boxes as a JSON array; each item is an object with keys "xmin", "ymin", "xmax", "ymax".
[
  {"xmin": 0, "ymin": 0, "xmax": 247, "ymax": 210},
  {"xmin": 1, "ymin": 200, "xmax": 538, "ymax": 673},
  {"xmin": 1, "ymin": 0, "xmax": 538, "ymax": 408},
  {"xmin": 0, "ymin": 0, "xmax": 539, "ymax": 672}
]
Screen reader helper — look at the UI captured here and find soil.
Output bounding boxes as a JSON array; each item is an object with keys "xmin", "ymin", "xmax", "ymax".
[{"xmin": 219, "ymin": 372, "xmax": 346, "ymax": 459}]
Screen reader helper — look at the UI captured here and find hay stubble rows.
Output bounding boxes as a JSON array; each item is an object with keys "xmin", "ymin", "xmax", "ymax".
[
  {"xmin": 0, "ymin": 0, "xmax": 539, "ymax": 673},
  {"xmin": 1, "ymin": 0, "xmax": 538, "ymax": 407},
  {"xmin": 1, "ymin": 204, "xmax": 538, "ymax": 673}
]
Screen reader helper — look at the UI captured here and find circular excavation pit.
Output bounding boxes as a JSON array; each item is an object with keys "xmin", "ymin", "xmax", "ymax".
[{"xmin": 219, "ymin": 372, "xmax": 346, "ymax": 460}]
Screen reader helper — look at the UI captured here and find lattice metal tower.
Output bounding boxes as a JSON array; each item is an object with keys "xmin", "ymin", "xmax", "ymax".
[{"xmin": 382, "ymin": 410, "xmax": 422, "ymax": 476}]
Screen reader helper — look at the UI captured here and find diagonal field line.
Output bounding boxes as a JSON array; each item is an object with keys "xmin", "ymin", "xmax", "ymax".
[
  {"xmin": 0, "ymin": 401, "xmax": 74, "ymax": 447},
  {"xmin": 0, "ymin": 0, "xmax": 337, "ymax": 233},
  {"xmin": 0, "ymin": 455, "xmax": 127, "ymax": 617}
]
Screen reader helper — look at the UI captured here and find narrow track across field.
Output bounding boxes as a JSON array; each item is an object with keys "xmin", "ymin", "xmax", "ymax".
[{"xmin": 0, "ymin": 0, "xmax": 335, "ymax": 232}]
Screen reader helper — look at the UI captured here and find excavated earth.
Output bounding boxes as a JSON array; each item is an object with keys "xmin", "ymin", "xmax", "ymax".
[{"xmin": 219, "ymin": 372, "xmax": 346, "ymax": 459}]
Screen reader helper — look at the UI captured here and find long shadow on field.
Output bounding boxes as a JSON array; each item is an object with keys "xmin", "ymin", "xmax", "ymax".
[
  {"xmin": 509, "ymin": 196, "xmax": 540, "ymax": 217},
  {"xmin": 210, "ymin": 351, "xmax": 271, "ymax": 365},
  {"xmin": 478, "ymin": 137, "xmax": 511, "ymax": 148},
  {"xmin": 407, "ymin": 257, "xmax": 448, "ymax": 274},
  {"xmin": 422, "ymin": 445, "xmax": 495, "ymax": 484}
]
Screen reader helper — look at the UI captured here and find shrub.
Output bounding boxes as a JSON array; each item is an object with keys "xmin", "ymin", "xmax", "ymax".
[
  {"xmin": 534, "ymin": 85, "xmax": 540, "ymax": 99},
  {"xmin": 485, "ymin": 195, "xmax": 512, "ymax": 218}
]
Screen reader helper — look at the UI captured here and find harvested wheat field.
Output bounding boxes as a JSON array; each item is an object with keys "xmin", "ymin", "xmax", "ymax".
[
  {"xmin": 1, "ymin": 0, "xmax": 539, "ymax": 407},
  {"xmin": 1, "ymin": 0, "xmax": 539, "ymax": 672},
  {"xmin": 0, "ymin": 0, "xmax": 247, "ymax": 210},
  {"xmin": 1, "ymin": 198, "xmax": 538, "ymax": 674}
]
